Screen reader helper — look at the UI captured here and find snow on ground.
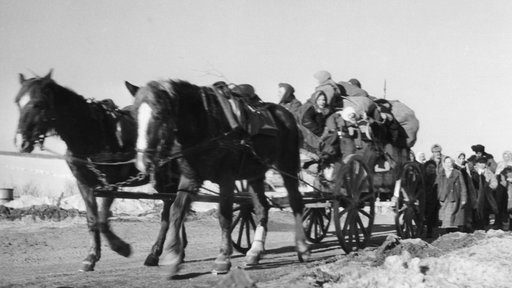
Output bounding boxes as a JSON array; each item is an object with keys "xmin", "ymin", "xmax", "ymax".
[{"xmin": 265, "ymin": 230, "xmax": 512, "ymax": 288}]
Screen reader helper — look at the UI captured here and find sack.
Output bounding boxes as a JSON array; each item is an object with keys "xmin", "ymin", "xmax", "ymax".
[
  {"xmin": 342, "ymin": 96, "xmax": 378, "ymax": 118},
  {"xmin": 338, "ymin": 81, "xmax": 369, "ymax": 97},
  {"xmin": 388, "ymin": 100, "xmax": 419, "ymax": 147}
]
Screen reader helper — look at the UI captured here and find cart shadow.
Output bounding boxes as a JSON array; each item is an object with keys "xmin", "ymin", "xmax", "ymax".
[{"xmin": 257, "ymin": 223, "xmax": 397, "ymax": 259}]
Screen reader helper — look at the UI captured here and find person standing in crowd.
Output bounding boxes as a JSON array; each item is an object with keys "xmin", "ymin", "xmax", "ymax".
[
  {"xmin": 277, "ymin": 83, "xmax": 302, "ymax": 118},
  {"xmin": 424, "ymin": 160, "xmax": 439, "ymax": 237},
  {"xmin": 473, "ymin": 157, "xmax": 499, "ymax": 229},
  {"xmin": 454, "ymin": 152, "xmax": 478, "ymax": 232},
  {"xmin": 496, "ymin": 166, "xmax": 512, "ymax": 230},
  {"xmin": 496, "ymin": 150, "xmax": 512, "ymax": 175},
  {"xmin": 454, "ymin": 152, "xmax": 467, "ymax": 169},
  {"xmin": 471, "ymin": 144, "xmax": 497, "ymax": 173},
  {"xmin": 436, "ymin": 156, "xmax": 467, "ymax": 233},
  {"xmin": 430, "ymin": 144, "xmax": 444, "ymax": 174},
  {"xmin": 409, "ymin": 150, "xmax": 417, "ymax": 162},
  {"xmin": 417, "ymin": 152, "xmax": 426, "ymax": 164}
]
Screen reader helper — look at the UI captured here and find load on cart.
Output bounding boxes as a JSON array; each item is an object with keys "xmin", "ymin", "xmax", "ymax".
[{"xmin": 295, "ymin": 78, "xmax": 424, "ymax": 253}]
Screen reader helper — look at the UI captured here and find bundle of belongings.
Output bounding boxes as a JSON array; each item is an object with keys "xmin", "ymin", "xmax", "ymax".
[{"xmin": 298, "ymin": 76, "xmax": 419, "ymax": 161}]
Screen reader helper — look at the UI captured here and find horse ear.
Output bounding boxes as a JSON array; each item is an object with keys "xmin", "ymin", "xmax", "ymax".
[
  {"xmin": 44, "ymin": 69, "xmax": 53, "ymax": 79},
  {"xmin": 125, "ymin": 81, "xmax": 139, "ymax": 97},
  {"xmin": 19, "ymin": 73, "xmax": 26, "ymax": 84}
]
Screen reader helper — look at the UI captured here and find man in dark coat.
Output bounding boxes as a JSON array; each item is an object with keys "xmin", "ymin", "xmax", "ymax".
[
  {"xmin": 471, "ymin": 144, "xmax": 498, "ymax": 173},
  {"xmin": 473, "ymin": 157, "xmax": 499, "ymax": 229},
  {"xmin": 278, "ymin": 83, "xmax": 302, "ymax": 119},
  {"xmin": 424, "ymin": 160, "xmax": 439, "ymax": 237}
]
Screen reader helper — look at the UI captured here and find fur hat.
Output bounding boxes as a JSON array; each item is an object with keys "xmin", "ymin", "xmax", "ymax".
[{"xmin": 471, "ymin": 144, "xmax": 485, "ymax": 153}]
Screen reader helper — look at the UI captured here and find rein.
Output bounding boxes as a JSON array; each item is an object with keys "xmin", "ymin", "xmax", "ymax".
[{"xmin": 149, "ymin": 129, "xmax": 239, "ymax": 167}]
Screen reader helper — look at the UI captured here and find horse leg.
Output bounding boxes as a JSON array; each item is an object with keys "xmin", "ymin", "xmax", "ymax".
[
  {"xmin": 144, "ymin": 199, "xmax": 170, "ymax": 266},
  {"xmin": 213, "ymin": 179, "xmax": 235, "ymax": 274},
  {"xmin": 98, "ymin": 197, "xmax": 132, "ymax": 258},
  {"xmin": 77, "ymin": 183, "xmax": 101, "ymax": 272},
  {"xmin": 144, "ymin": 200, "xmax": 187, "ymax": 266},
  {"xmin": 282, "ymin": 173, "xmax": 311, "ymax": 262},
  {"xmin": 160, "ymin": 176, "xmax": 196, "ymax": 278},
  {"xmin": 245, "ymin": 176, "xmax": 269, "ymax": 265}
]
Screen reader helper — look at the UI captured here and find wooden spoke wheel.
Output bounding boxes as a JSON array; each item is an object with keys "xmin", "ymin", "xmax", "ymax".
[
  {"xmin": 332, "ymin": 155, "xmax": 375, "ymax": 254},
  {"xmin": 395, "ymin": 162, "xmax": 425, "ymax": 239},
  {"xmin": 235, "ymin": 180, "xmax": 248, "ymax": 195},
  {"xmin": 231, "ymin": 203, "xmax": 256, "ymax": 254},
  {"xmin": 302, "ymin": 206, "xmax": 332, "ymax": 243},
  {"xmin": 231, "ymin": 180, "xmax": 257, "ymax": 254}
]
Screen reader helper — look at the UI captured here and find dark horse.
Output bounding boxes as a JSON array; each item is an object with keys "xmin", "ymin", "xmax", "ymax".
[
  {"xmin": 126, "ymin": 79, "xmax": 310, "ymax": 277},
  {"xmin": 14, "ymin": 71, "xmax": 184, "ymax": 271}
]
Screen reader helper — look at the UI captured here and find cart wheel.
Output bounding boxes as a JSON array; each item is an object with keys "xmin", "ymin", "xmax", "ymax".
[
  {"xmin": 232, "ymin": 180, "xmax": 256, "ymax": 254},
  {"xmin": 395, "ymin": 162, "xmax": 425, "ymax": 239},
  {"xmin": 332, "ymin": 155, "xmax": 375, "ymax": 254},
  {"xmin": 231, "ymin": 203, "xmax": 256, "ymax": 254},
  {"xmin": 302, "ymin": 207, "xmax": 332, "ymax": 243}
]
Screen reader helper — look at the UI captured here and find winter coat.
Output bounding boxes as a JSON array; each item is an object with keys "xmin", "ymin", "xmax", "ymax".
[
  {"xmin": 278, "ymin": 83, "xmax": 302, "ymax": 118},
  {"xmin": 436, "ymin": 168, "xmax": 467, "ymax": 227},
  {"xmin": 302, "ymin": 106, "xmax": 327, "ymax": 136}
]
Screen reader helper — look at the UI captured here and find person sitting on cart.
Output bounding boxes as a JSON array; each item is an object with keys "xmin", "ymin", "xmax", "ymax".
[
  {"xmin": 320, "ymin": 106, "xmax": 362, "ymax": 162},
  {"xmin": 301, "ymin": 90, "xmax": 330, "ymax": 137},
  {"xmin": 278, "ymin": 83, "xmax": 302, "ymax": 118}
]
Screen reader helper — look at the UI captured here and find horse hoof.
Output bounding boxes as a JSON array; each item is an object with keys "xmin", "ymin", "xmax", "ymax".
[
  {"xmin": 297, "ymin": 250, "xmax": 311, "ymax": 263},
  {"xmin": 113, "ymin": 242, "xmax": 132, "ymax": 258},
  {"xmin": 166, "ymin": 263, "xmax": 183, "ymax": 280},
  {"xmin": 144, "ymin": 253, "xmax": 159, "ymax": 267},
  {"xmin": 244, "ymin": 254, "xmax": 261, "ymax": 266},
  {"xmin": 212, "ymin": 261, "xmax": 231, "ymax": 275},
  {"xmin": 79, "ymin": 261, "xmax": 95, "ymax": 272}
]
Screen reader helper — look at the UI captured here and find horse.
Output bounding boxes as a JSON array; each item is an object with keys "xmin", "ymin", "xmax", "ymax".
[
  {"xmin": 14, "ymin": 70, "xmax": 185, "ymax": 271},
  {"xmin": 126, "ymin": 79, "xmax": 310, "ymax": 277}
]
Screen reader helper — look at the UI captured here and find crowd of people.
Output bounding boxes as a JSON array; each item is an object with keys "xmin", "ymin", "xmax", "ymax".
[{"xmin": 414, "ymin": 145, "xmax": 512, "ymax": 237}]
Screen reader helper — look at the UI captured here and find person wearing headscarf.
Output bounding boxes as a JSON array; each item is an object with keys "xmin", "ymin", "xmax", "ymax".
[
  {"xmin": 436, "ymin": 156, "xmax": 467, "ymax": 233},
  {"xmin": 454, "ymin": 152, "xmax": 467, "ymax": 169},
  {"xmin": 302, "ymin": 91, "xmax": 330, "ymax": 137},
  {"xmin": 313, "ymin": 70, "xmax": 343, "ymax": 108},
  {"xmin": 277, "ymin": 83, "xmax": 302, "ymax": 117},
  {"xmin": 496, "ymin": 150, "xmax": 512, "ymax": 175}
]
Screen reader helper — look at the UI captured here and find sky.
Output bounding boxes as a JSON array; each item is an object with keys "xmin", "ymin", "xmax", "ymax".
[{"xmin": 1, "ymin": 0, "xmax": 512, "ymax": 160}]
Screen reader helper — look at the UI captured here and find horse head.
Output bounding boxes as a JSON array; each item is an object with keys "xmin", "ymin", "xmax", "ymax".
[
  {"xmin": 14, "ymin": 70, "xmax": 56, "ymax": 153},
  {"xmin": 126, "ymin": 80, "xmax": 178, "ymax": 173}
]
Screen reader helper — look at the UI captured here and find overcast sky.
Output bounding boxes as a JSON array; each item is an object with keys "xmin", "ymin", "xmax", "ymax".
[{"xmin": 1, "ymin": 0, "xmax": 511, "ymax": 159}]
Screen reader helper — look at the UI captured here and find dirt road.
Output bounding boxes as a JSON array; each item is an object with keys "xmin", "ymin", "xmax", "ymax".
[{"xmin": 0, "ymin": 211, "xmax": 396, "ymax": 287}]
